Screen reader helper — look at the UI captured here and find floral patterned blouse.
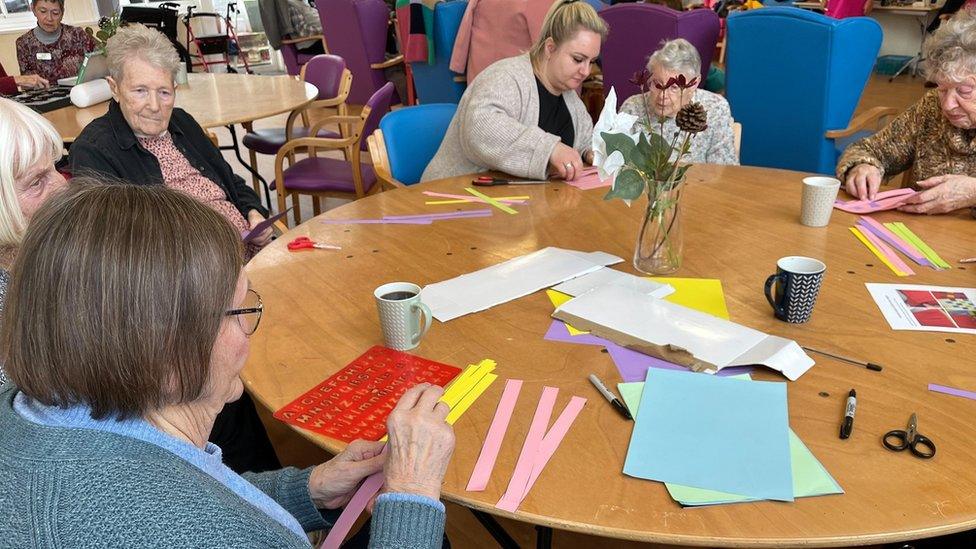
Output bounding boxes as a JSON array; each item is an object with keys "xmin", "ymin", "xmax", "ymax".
[
  {"xmin": 16, "ymin": 25, "xmax": 95, "ymax": 83},
  {"xmin": 618, "ymin": 88, "xmax": 739, "ymax": 166}
]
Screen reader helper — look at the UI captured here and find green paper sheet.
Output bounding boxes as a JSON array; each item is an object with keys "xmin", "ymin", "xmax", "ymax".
[
  {"xmin": 619, "ymin": 378, "xmax": 844, "ymax": 506},
  {"xmin": 886, "ymin": 222, "xmax": 951, "ymax": 270}
]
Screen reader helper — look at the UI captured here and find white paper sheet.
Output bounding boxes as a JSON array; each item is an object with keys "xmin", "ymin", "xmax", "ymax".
[
  {"xmin": 421, "ymin": 247, "xmax": 623, "ymax": 322},
  {"xmin": 553, "ymin": 285, "xmax": 815, "ymax": 381},
  {"xmin": 551, "ymin": 268, "xmax": 675, "ymax": 299},
  {"xmin": 866, "ymin": 283, "xmax": 976, "ymax": 335}
]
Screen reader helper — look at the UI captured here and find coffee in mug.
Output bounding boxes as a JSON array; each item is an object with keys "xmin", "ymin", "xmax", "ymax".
[{"xmin": 374, "ymin": 282, "xmax": 432, "ymax": 350}]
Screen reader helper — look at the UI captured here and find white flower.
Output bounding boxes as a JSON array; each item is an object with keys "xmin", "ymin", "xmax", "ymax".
[
  {"xmin": 591, "ymin": 86, "xmax": 639, "ymax": 169},
  {"xmin": 599, "ymin": 150, "xmax": 625, "ymax": 182}
]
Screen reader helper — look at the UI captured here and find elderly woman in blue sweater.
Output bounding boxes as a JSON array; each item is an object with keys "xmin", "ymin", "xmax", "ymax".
[{"xmin": 0, "ymin": 182, "xmax": 453, "ymax": 547}]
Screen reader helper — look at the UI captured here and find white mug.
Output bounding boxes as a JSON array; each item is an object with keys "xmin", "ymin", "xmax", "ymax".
[
  {"xmin": 800, "ymin": 176, "xmax": 841, "ymax": 227},
  {"xmin": 374, "ymin": 282, "xmax": 432, "ymax": 351}
]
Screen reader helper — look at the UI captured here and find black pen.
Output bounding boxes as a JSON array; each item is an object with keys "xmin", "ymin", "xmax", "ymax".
[
  {"xmin": 840, "ymin": 389, "xmax": 856, "ymax": 439},
  {"xmin": 588, "ymin": 373, "xmax": 633, "ymax": 420}
]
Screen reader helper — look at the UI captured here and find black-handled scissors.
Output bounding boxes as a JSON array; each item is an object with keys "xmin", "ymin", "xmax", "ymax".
[
  {"xmin": 472, "ymin": 176, "xmax": 546, "ymax": 186},
  {"xmin": 883, "ymin": 413, "xmax": 936, "ymax": 459}
]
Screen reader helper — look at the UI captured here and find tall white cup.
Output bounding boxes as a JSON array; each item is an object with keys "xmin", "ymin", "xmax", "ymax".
[
  {"xmin": 374, "ymin": 282, "xmax": 432, "ymax": 351},
  {"xmin": 801, "ymin": 176, "xmax": 842, "ymax": 227}
]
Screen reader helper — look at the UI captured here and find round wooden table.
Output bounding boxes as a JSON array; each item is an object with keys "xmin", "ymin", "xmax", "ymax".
[
  {"xmin": 243, "ymin": 164, "xmax": 976, "ymax": 547},
  {"xmin": 45, "ymin": 72, "xmax": 317, "ymax": 143}
]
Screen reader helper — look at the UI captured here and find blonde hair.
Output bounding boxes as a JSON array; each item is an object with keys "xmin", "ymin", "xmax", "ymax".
[
  {"xmin": 0, "ymin": 98, "xmax": 63, "ymax": 247},
  {"xmin": 923, "ymin": 7, "xmax": 976, "ymax": 82},
  {"xmin": 529, "ymin": 0, "xmax": 608, "ymax": 63},
  {"xmin": 106, "ymin": 24, "xmax": 182, "ymax": 82}
]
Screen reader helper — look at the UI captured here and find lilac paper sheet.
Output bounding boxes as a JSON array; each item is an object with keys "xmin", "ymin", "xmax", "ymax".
[
  {"xmin": 544, "ymin": 319, "xmax": 753, "ymax": 381},
  {"xmin": 320, "ymin": 218, "xmax": 432, "ymax": 225},
  {"xmin": 929, "ymin": 383, "xmax": 976, "ymax": 401}
]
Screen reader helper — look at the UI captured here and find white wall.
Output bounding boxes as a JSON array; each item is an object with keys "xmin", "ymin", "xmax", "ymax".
[{"xmin": 873, "ymin": 11, "xmax": 929, "ymax": 58}]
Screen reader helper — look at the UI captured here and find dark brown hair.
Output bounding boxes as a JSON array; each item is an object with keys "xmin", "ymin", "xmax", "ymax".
[{"xmin": 2, "ymin": 180, "xmax": 243, "ymax": 419}]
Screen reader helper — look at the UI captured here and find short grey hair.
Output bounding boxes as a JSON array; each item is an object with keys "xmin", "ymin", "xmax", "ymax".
[
  {"xmin": 106, "ymin": 24, "xmax": 181, "ymax": 82},
  {"xmin": 0, "ymin": 98, "xmax": 62, "ymax": 246},
  {"xmin": 923, "ymin": 7, "xmax": 976, "ymax": 82},
  {"xmin": 647, "ymin": 38, "xmax": 702, "ymax": 78}
]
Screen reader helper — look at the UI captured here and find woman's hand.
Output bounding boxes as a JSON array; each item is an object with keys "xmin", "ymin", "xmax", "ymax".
[
  {"xmin": 549, "ymin": 143, "xmax": 584, "ymax": 181},
  {"xmin": 899, "ymin": 174, "xmax": 976, "ymax": 214},
  {"xmin": 844, "ymin": 163, "xmax": 883, "ymax": 200},
  {"xmin": 15, "ymin": 74, "xmax": 49, "ymax": 90},
  {"xmin": 383, "ymin": 383, "xmax": 455, "ymax": 501},
  {"xmin": 308, "ymin": 440, "xmax": 386, "ymax": 509},
  {"xmin": 582, "ymin": 149, "xmax": 594, "ymax": 166},
  {"xmin": 246, "ymin": 210, "xmax": 273, "ymax": 247}
]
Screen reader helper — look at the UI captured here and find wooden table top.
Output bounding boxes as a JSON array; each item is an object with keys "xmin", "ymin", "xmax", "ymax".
[
  {"xmin": 243, "ymin": 165, "xmax": 976, "ymax": 547},
  {"xmin": 45, "ymin": 73, "xmax": 317, "ymax": 143}
]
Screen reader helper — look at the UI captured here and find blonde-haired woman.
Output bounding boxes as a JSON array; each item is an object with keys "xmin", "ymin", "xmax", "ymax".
[
  {"xmin": 422, "ymin": 0, "xmax": 607, "ymax": 182},
  {"xmin": 0, "ymin": 97, "xmax": 68, "ymax": 386}
]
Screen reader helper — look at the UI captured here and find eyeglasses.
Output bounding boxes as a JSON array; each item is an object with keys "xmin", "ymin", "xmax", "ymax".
[{"xmin": 225, "ymin": 288, "xmax": 263, "ymax": 336}]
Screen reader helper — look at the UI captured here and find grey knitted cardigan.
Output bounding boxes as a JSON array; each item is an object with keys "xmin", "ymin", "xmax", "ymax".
[
  {"xmin": 421, "ymin": 54, "xmax": 594, "ymax": 182},
  {"xmin": 0, "ymin": 385, "xmax": 445, "ymax": 548}
]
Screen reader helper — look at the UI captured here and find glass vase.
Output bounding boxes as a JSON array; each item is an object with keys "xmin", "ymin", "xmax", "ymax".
[{"xmin": 633, "ymin": 180, "xmax": 684, "ymax": 275}]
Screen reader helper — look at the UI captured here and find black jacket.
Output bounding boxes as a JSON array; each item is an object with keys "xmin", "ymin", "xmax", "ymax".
[{"xmin": 68, "ymin": 100, "xmax": 267, "ymax": 218}]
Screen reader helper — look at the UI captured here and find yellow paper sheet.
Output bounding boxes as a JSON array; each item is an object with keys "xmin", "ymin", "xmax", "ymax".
[
  {"xmin": 464, "ymin": 188, "xmax": 519, "ymax": 214},
  {"xmin": 648, "ymin": 277, "xmax": 731, "ymax": 319},
  {"xmin": 849, "ymin": 227, "xmax": 907, "ymax": 276},
  {"xmin": 545, "ymin": 289, "xmax": 589, "ymax": 335}
]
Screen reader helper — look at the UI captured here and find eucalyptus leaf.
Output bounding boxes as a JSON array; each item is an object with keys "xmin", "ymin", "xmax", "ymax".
[
  {"xmin": 96, "ymin": 29, "xmax": 110, "ymax": 41},
  {"xmin": 603, "ymin": 168, "xmax": 645, "ymax": 201},
  {"xmin": 601, "ymin": 131, "xmax": 636, "ymax": 158}
]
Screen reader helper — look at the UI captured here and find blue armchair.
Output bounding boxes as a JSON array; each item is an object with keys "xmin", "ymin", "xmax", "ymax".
[
  {"xmin": 725, "ymin": 8, "xmax": 889, "ymax": 174},
  {"xmin": 367, "ymin": 104, "xmax": 458, "ymax": 187},
  {"xmin": 409, "ymin": 0, "xmax": 468, "ymax": 104}
]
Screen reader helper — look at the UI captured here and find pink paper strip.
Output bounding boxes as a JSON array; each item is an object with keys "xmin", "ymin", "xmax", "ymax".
[
  {"xmin": 858, "ymin": 225, "xmax": 916, "ymax": 275},
  {"xmin": 857, "ymin": 217, "xmax": 932, "ymax": 266},
  {"xmin": 834, "ymin": 188, "xmax": 917, "ymax": 214},
  {"xmin": 565, "ymin": 167, "xmax": 612, "ymax": 190},
  {"xmin": 495, "ymin": 387, "xmax": 557, "ymax": 512},
  {"xmin": 522, "ymin": 396, "xmax": 586, "ymax": 498},
  {"xmin": 422, "ymin": 191, "xmax": 525, "ymax": 205},
  {"xmin": 466, "ymin": 379, "xmax": 523, "ymax": 492},
  {"xmin": 319, "ymin": 468, "xmax": 386, "ymax": 549}
]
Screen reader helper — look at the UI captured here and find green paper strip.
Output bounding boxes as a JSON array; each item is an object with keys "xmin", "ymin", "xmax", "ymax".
[
  {"xmin": 885, "ymin": 222, "xmax": 951, "ymax": 269},
  {"xmin": 464, "ymin": 188, "xmax": 518, "ymax": 215}
]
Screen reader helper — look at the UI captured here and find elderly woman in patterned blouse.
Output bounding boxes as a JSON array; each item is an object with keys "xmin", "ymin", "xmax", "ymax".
[
  {"xmin": 69, "ymin": 25, "xmax": 272, "ymax": 254},
  {"xmin": 837, "ymin": 8, "xmax": 976, "ymax": 214},
  {"xmin": 618, "ymin": 39, "xmax": 738, "ymax": 166}
]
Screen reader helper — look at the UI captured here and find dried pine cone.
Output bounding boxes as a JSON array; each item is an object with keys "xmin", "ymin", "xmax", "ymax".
[{"xmin": 676, "ymin": 102, "xmax": 708, "ymax": 134}]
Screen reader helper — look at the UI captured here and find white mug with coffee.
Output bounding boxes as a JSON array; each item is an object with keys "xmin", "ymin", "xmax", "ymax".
[{"xmin": 374, "ymin": 282, "xmax": 433, "ymax": 350}]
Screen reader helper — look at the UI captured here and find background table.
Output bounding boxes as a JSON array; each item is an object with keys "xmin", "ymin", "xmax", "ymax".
[{"xmin": 243, "ymin": 165, "xmax": 976, "ymax": 547}]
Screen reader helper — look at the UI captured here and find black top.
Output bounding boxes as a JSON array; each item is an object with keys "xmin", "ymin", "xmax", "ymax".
[
  {"xmin": 68, "ymin": 100, "xmax": 267, "ymax": 218},
  {"xmin": 535, "ymin": 77, "xmax": 574, "ymax": 148}
]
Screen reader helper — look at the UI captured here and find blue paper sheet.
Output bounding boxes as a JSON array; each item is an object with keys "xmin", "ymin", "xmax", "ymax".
[{"xmin": 623, "ymin": 368, "xmax": 794, "ymax": 501}]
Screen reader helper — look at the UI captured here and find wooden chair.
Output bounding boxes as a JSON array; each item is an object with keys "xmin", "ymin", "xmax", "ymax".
[
  {"xmin": 273, "ymin": 82, "xmax": 396, "ymax": 225},
  {"xmin": 365, "ymin": 103, "xmax": 457, "ymax": 190}
]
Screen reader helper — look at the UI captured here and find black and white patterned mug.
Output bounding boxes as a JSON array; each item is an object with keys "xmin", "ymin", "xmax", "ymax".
[{"xmin": 764, "ymin": 256, "xmax": 826, "ymax": 323}]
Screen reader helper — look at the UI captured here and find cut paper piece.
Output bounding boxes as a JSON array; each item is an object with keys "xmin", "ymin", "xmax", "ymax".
[
  {"xmin": 422, "ymin": 191, "xmax": 528, "ymax": 205},
  {"xmin": 496, "ymin": 387, "xmax": 586, "ymax": 512},
  {"xmin": 465, "ymin": 187, "xmax": 519, "ymax": 214},
  {"xmin": 929, "ymin": 383, "xmax": 976, "ymax": 401},
  {"xmin": 624, "ymin": 369, "xmax": 794, "ymax": 502},
  {"xmin": 426, "ymin": 198, "xmax": 527, "ymax": 205},
  {"xmin": 857, "ymin": 217, "xmax": 933, "ymax": 268},
  {"xmin": 833, "ymin": 188, "xmax": 917, "ymax": 214},
  {"xmin": 607, "ymin": 342, "xmax": 753, "ymax": 382},
  {"xmin": 422, "ymin": 247, "xmax": 623, "ymax": 322},
  {"xmin": 274, "ymin": 346, "xmax": 461, "ymax": 442},
  {"xmin": 545, "ymin": 289, "xmax": 587, "ymax": 335},
  {"xmin": 885, "ymin": 222, "xmax": 951, "ymax": 270},
  {"xmin": 849, "ymin": 226, "xmax": 911, "ymax": 276},
  {"xmin": 321, "ymin": 360, "xmax": 496, "ymax": 549},
  {"xmin": 552, "ymin": 267, "xmax": 675, "ymax": 299},
  {"xmin": 243, "ymin": 207, "xmax": 292, "ymax": 243},
  {"xmin": 565, "ymin": 166, "xmax": 612, "ymax": 190},
  {"xmin": 554, "ymin": 285, "xmax": 814, "ymax": 380},
  {"xmin": 858, "ymin": 225, "xmax": 916, "ymax": 275},
  {"xmin": 866, "ymin": 283, "xmax": 976, "ymax": 334},
  {"xmin": 619, "ymin": 377, "xmax": 842, "ymax": 506},
  {"xmin": 467, "ymin": 379, "xmax": 523, "ymax": 491},
  {"xmin": 648, "ymin": 277, "xmax": 730, "ymax": 319},
  {"xmin": 543, "ymin": 318, "xmax": 605, "ymax": 346}
]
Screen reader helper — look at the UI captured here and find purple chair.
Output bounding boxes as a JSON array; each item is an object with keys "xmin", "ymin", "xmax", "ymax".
[
  {"xmin": 273, "ymin": 82, "xmax": 396, "ymax": 224},
  {"xmin": 279, "ymin": 36, "xmax": 324, "ymax": 76},
  {"xmin": 600, "ymin": 4, "xmax": 720, "ymax": 102},
  {"xmin": 319, "ymin": 0, "xmax": 402, "ymax": 105},
  {"xmin": 242, "ymin": 54, "xmax": 353, "ymax": 199}
]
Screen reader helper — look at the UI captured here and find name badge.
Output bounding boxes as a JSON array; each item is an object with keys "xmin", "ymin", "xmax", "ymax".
[{"xmin": 36, "ymin": 52, "xmax": 52, "ymax": 61}]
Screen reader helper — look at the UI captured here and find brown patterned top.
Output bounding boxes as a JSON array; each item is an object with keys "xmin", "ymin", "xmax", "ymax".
[
  {"xmin": 836, "ymin": 90, "xmax": 976, "ymax": 185},
  {"xmin": 139, "ymin": 133, "xmax": 257, "ymax": 257},
  {"xmin": 16, "ymin": 25, "xmax": 96, "ymax": 83}
]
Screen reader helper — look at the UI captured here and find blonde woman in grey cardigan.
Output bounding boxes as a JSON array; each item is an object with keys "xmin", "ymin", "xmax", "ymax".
[{"xmin": 422, "ymin": 0, "xmax": 607, "ymax": 183}]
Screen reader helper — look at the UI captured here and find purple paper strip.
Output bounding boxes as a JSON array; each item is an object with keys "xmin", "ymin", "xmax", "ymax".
[
  {"xmin": 320, "ymin": 218, "xmax": 433, "ymax": 225},
  {"xmin": 929, "ymin": 383, "xmax": 976, "ymax": 401},
  {"xmin": 384, "ymin": 209, "xmax": 492, "ymax": 220},
  {"xmin": 856, "ymin": 219, "xmax": 932, "ymax": 267},
  {"xmin": 242, "ymin": 207, "xmax": 292, "ymax": 243}
]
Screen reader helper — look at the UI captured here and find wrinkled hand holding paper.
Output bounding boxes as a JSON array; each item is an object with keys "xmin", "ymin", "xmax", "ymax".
[
  {"xmin": 553, "ymin": 285, "xmax": 814, "ymax": 380},
  {"xmin": 833, "ymin": 188, "xmax": 917, "ymax": 214}
]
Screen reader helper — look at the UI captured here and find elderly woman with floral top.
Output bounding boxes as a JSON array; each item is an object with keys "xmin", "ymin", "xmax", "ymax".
[
  {"xmin": 836, "ymin": 8, "xmax": 976, "ymax": 214},
  {"xmin": 618, "ymin": 39, "xmax": 738, "ymax": 166}
]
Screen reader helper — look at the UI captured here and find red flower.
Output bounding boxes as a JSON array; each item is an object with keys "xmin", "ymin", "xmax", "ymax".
[
  {"xmin": 629, "ymin": 68, "xmax": 652, "ymax": 90},
  {"xmin": 654, "ymin": 76, "xmax": 677, "ymax": 90}
]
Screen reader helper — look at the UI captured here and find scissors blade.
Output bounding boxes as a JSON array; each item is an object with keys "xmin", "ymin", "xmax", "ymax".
[{"xmin": 907, "ymin": 413, "xmax": 918, "ymax": 442}]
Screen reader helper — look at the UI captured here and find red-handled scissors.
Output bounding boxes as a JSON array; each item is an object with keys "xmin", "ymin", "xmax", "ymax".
[
  {"xmin": 472, "ymin": 176, "xmax": 546, "ymax": 186},
  {"xmin": 287, "ymin": 237, "xmax": 341, "ymax": 251}
]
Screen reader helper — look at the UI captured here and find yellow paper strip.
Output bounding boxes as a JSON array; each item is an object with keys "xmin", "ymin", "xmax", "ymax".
[
  {"xmin": 545, "ymin": 289, "xmax": 589, "ymax": 335},
  {"xmin": 447, "ymin": 373, "xmax": 497, "ymax": 425},
  {"xmin": 425, "ymin": 196, "xmax": 530, "ymax": 205},
  {"xmin": 464, "ymin": 188, "xmax": 519, "ymax": 215},
  {"xmin": 849, "ymin": 227, "xmax": 907, "ymax": 276}
]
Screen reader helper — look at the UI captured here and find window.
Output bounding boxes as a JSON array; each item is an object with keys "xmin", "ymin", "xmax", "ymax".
[
  {"xmin": 0, "ymin": 0, "xmax": 34, "ymax": 33},
  {"xmin": 2, "ymin": 0, "xmax": 31, "ymax": 16}
]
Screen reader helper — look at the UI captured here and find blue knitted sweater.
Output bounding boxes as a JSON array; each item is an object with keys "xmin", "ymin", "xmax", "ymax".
[{"xmin": 0, "ymin": 385, "xmax": 446, "ymax": 547}]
